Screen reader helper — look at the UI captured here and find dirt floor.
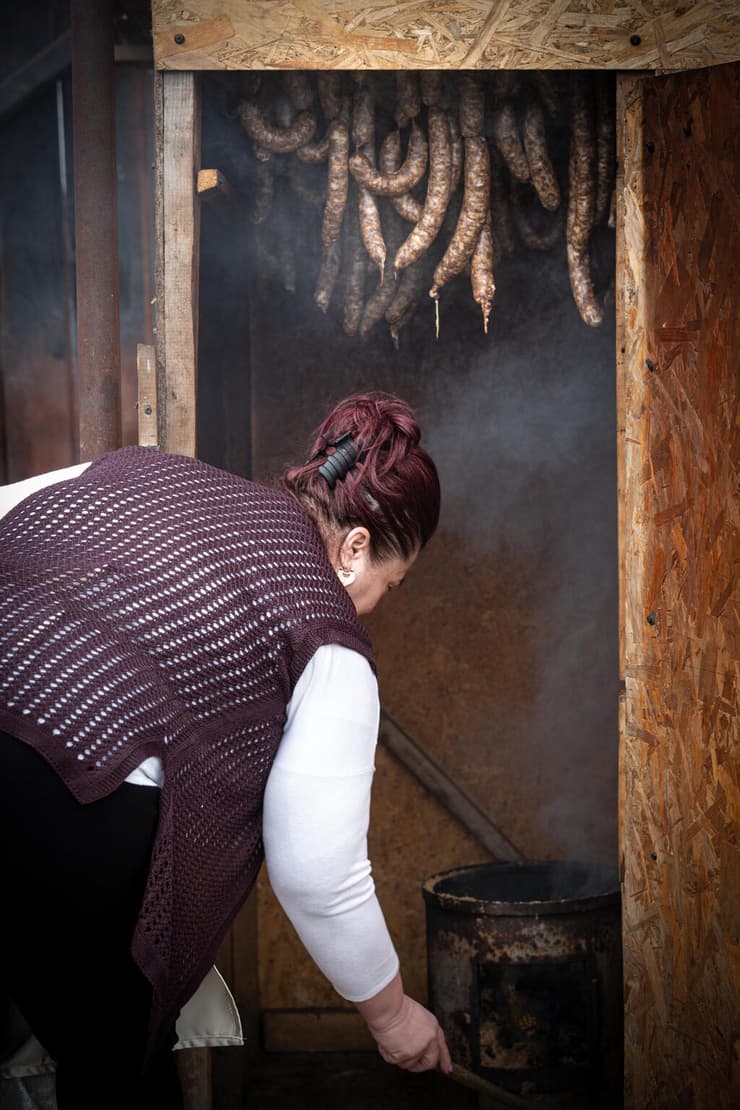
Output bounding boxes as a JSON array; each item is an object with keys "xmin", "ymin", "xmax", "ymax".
[{"xmin": 240, "ymin": 1052, "xmax": 479, "ymax": 1110}]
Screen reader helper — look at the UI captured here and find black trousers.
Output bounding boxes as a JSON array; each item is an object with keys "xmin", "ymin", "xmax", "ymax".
[{"xmin": 0, "ymin": 730, "xmax": 183, "ymax": 1110}]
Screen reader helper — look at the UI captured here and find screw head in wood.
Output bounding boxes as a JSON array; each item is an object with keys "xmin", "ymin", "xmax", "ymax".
[
  {"xmin": 630, "ymin": 34, "xmax": 641, "ymax": 46},
  {"xmin": 646, "ymin": 358, "xmax": 656, "ymax": 372},
  {"xmin": 646, "ymin": 141, "xmax": 655, "ymax": 154},
  {"xmin": 646, "ymin": 612, "xmax": 656, "ymax": 625},
  {"xmin": 174, "ymin": 33, "xmax": 186, "ymax": 45}
]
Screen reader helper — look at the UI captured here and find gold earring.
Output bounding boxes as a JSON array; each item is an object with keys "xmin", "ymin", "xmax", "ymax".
[{"xmin": 337, "ymin": 566, "xmax": 356, "ymax": 586}]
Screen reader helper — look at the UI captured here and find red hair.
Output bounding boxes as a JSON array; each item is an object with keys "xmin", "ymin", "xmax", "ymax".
[{"xmin": 283, "ymin": 392, "xmax": 440, "ymax": 562}]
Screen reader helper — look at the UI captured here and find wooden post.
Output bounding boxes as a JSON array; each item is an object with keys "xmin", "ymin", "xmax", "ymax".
[
  {"xmin": 154, "ymin": 69, "xmax": 211, "ymax": 1109},
  {"xmin": 71, "ymin": 0, "xmax": 121, "ymax": 459},
  {"xmin": 617, "ymin": 62, "xmax": 739, "ymax": 1110},
  {"xmin": 154, "ymin": 70, "xmax": 201, "ymax": 456}
]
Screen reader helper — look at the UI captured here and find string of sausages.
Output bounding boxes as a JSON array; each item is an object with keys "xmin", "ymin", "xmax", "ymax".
[{"xmin": 238, "ymin": 71, "xmax": 615, "ymax": 342}]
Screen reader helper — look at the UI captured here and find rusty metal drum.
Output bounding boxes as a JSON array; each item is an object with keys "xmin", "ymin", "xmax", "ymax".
[{"xmin": 423, "ymin": 861, "xmax": 622, "ymax": 1109}]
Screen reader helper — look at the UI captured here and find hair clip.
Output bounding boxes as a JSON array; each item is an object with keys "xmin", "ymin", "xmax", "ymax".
[{"xmin": 318, "ymin": 433, "xmax": 358, "ymax": 490}]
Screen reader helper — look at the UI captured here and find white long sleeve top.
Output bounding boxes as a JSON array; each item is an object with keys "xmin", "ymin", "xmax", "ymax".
[{"xmin": 0, "ymin": 463, "xmax": 399, "ymax": 1003}]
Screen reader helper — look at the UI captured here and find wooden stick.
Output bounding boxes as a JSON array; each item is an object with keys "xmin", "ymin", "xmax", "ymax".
[
  {"xmin": 379, "ymin": 712, "xmax": 524, "ymax": 863},
  {"xmin": 448, "ymin": 1062, "xmax": 534, "ymax": 1109}
]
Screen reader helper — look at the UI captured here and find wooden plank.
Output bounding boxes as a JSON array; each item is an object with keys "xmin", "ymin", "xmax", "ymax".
[
  {"xmin": 136, "ymin": 343, "xmax": 158, "ymax": 447},
  {"xmin": 379, "ymin": 712, "xmax": 524, "ymax": 863},
  {"xmin": 263, "ymin": 1009, "xmax": 375, "ymax": 1052},
  {"xmin": 618, "ymin": 60, "xmax": 739, "ymax": 1110},
  {"xmin": 154, "ymin": 70, "xmax": 201, "ymax": 456},
  {"xmin": 151, "ymin": 0, "xmax": 740, "ymax": 71}
]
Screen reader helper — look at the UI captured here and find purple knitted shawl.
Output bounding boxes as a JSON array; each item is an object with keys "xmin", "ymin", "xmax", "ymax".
[{"xmin": 0, "ymin": 447, "xmax": 374, "ymax": 1052}]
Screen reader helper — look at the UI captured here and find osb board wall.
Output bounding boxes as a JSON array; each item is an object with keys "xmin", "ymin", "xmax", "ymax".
[
  {"xmin": 151, "ymin": 1, "xmax": 740, "ymax": 73},
  {"xmin": 617, "ymin": 62, "xmax": 739, "ymax": 1108}
]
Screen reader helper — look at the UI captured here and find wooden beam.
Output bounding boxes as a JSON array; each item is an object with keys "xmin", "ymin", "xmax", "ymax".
[
  {"xmin": 154, "ymin": 70, "xmax": 201, "ymax": 456},
  {"xmin": 151, "ymin": 0, "xmax": 740, "ymax": 72},
  {"xmin": 379, "ymin": 712, "xmax": 524, "ymax": 863},
  {"xmin": 0, "ymin": 31, "xmax": 71, "ymax": 122},
  {"xmin": 0, "ymin": 37, "xmax": 153, "ymax": 124}
]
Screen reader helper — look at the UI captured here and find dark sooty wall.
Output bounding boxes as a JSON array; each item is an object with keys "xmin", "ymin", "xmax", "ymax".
[{"xmin": 197, "ymin": 75, "xmax": 618, "ymax": 1008}]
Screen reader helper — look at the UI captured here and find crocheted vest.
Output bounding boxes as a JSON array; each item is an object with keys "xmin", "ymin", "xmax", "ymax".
[{"xmin": 0, "ymin": 446, "xmax": 374, "ymax": 1051}]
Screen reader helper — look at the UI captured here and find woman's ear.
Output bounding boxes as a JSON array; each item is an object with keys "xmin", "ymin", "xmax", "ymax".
[{"xmin": 340, "ymin": 526, "xmax": 371, "ymax": 566}]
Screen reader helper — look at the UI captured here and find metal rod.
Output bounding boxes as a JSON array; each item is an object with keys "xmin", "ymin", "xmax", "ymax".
[{"xmin": 71, "ymin": 0, "xmax": 121, "ymax": 459}]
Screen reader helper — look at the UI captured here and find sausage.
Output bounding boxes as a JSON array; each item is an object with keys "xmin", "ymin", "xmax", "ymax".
[
  {"xmin": 470, "ymin": 209, "xmax": 495, "ymax": 334},
  {"xmin": 489, "ymin": 151, "xmax": 515, "ymax": 257},
  {"xmin": 492, "ymin": 102, "xmax": 530, "ymax": 183},
  {"xmin": 239, "ymin": 100, "xmax": 317, "ymax": 153},
  {"xmin": 533, "ymin": 72, "xmax": 561, "ymax": 119},
  {"xmin": 386, "ymin": 258, "xmax": 424, "ymax": 326},
  {"xmin": 420, "ymin": 71, "xmax": 443, "ymax": 108},
  {"xmin": 321, "ymin": 119, "xmax": 349, "ymax": 247},
  {"xmin": 523, "ymin": 99, "xmax": 560, "ymax": 211},
  {"xmin": 358, "ymin": 213, "xmax": 405, "ymax": 335},
  {"xmin": 396, "ymin": 72, "xmax": 421, "ymax": 126},
  {"xmin": 295, "ymin": 134, "xmax": 330, "ymax": 163},
  {"xmin": 511, "ymin": 183, "xmax": 563, "ymax": 251},
  {"xmin": 359, "ymin": 269, "xmax": 399, "ymax": 336},
  {"xmin": 314, "ymin": 234, "xmax": 343, "ymax": 314},
  {"xmin": 380, "ymin": 131, "xmax": 424, "ymax": 223},
  {"xmin": 386, "ymin": 259, "xmax": 425, "ymax": 347},
  {"xmin": 394, "ymin": 106, "xmax": 452, "ymax": 273},
  {"xmin": 318, "ymin": 73, "xmax": 343, "ymax": 121},
  {"xmin": 566, "ymin": 75, "xmax": 603, "ymax": 327},
  {"xmin": 351, "ymin": 84, "xmax": 375, "ymax": 150},
  {"xmin": 350, "ymin": 84, "xmax": 386, "ymax": 279},
  {"xmin": 349, "ymin": 121, "xmax": 427, "ymax": 195},
  {"xmin": 459, "ymin": 73, "xmax": 485, "ymax": 138},
  {"xmin": 251, "ymin": 158, "xmax": 275, "ymax": 225},
  {"xmin": 430, "ymin": 135, "xmax": 490, "ymax": 297},
  {"xmin": 389, "ymin": 300, "xmax": 418, "ymax": 348},
  {"xmin": 448, "ymin": 112, "xmax": 463, "ymax": 196},
  {"xmin": 342, "ymin": 186, "xmax": 368, "ymax": 335},
  {"xmin": 286, "ymin": 72, "xmax": 314, "ymax": 112},
  {"xmin": 273, "ymin": 93, "xmax": 294, "ymax": 130},
  {"xmin": 490, "ymin": 76, "xmax": 530, "ymax": 184},
  {"xmin": 595, "ymin": 74, "xmax": 616, "ymax": 226},
  {"xmin": 358, "ymin": 187, "xmax": 386, "ymax": 280}
]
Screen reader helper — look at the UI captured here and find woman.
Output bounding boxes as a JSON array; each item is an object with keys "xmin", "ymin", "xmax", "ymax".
[{"xmin": 0, "ymin": 392, "xmax": 451, "ymax": 1108}]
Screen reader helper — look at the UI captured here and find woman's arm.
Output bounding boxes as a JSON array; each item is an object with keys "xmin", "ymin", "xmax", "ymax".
[{"xmin": 262, "ymin": 644, "xmax": 450, "ymax": 1072}]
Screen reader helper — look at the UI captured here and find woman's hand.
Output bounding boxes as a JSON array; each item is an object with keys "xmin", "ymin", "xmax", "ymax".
[{"xmin": 355, "ymin": 972, "xmax": 452, "ymax": 1073}]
